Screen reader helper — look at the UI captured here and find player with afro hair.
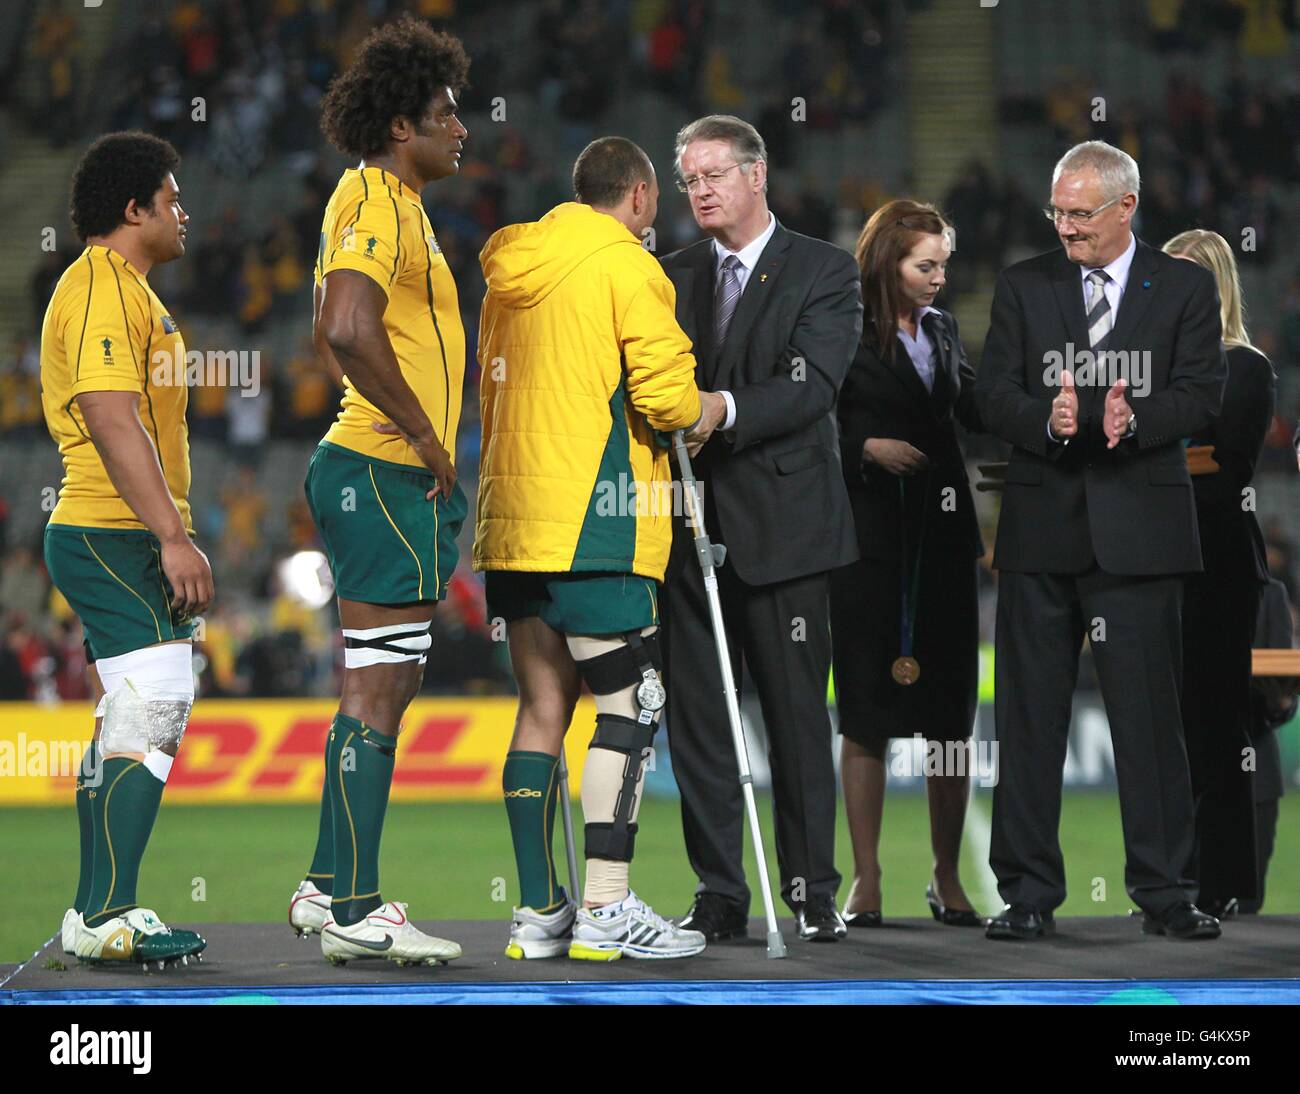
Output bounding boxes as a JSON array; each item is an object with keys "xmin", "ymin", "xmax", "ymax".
[
  {"xmin": 69, "ymin": 131, "xmax": 181, "ymax": 243},
  {"xmin": 289, "ymin": 19, "xmax": 477, "ymax": 968},
  {"xmin": 320, "ymin": 17, "xmax": 470, "ymax": 160}
]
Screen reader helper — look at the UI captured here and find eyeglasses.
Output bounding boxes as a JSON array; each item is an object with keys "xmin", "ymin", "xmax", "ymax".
[
  {"xmin": 1042, "ymin": 194, "xmax": 1123, "ymax": 224},
  {"xmin": 677, "ymin": 162, "xmax": 747, "ymax": 194}
]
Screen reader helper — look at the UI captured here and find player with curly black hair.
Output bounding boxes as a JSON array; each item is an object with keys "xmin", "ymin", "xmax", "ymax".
[
  {"xmin": 42, "ymin": 130, "xmax": 213, "ymax": 969},
  {"xmin": 287, "ymin": 18, "xmax": 473, "ymax": 968}
]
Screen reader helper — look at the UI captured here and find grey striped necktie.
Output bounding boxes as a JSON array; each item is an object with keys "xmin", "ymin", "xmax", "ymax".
[
  {"xmin": 714, "ymin": 254, "xmax": 743, "ymax": 349},
  {"xmin": 1086, "ymin": 268, "xmax": 1113, "ymax": 351}
]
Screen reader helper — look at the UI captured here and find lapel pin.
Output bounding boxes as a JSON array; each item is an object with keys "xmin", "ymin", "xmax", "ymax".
[
  {"xmin": 1142, "ymin": 280, "xmax": 1151, "ymax": 288},
  {"xmin": 760, "ymin": 273, "xmax": 768, "ymax": 282}
]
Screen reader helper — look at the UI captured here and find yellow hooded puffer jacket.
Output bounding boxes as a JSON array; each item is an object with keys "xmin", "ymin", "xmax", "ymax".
[{"xmin": 474, "ymin": 202, "xmax": 701, "ymax": 581}]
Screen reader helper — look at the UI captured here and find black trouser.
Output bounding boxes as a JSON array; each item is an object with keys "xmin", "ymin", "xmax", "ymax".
[
  {"xmin": 1181, "ymin": 569, "xmax": 1262, "ymax": 905},
  {"xmin": 990, "ymin": 567, "xmax": 1196, "ymax": 915},
  {"xmin": 663, "ymin": 531, "xmax": 840, "ymax": 914}
]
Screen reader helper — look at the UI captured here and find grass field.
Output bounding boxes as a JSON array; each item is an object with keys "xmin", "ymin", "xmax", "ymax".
[{"xmin": 4, "ymin": 791, "xmax": 1298, "ymax": 964}]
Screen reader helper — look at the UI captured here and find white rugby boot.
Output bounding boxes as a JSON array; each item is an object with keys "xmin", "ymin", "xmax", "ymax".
[
  {"xmin": 505, "ymin": 889, "xmax": 578, "ymax": 959},
  {"xmin": 569, "ymin": 889, "xmax": 706, "ymax": 961},
  {"xmin": 320, "ymin": 901, "xmax": 461, "ymax": 967},
  {"xmin": 74, "ymin": 907, "xmax": 206, "ymax": 968},
  {"xmin": 289, "ymin": 879, "xmax": 332, "ymax": 937}
]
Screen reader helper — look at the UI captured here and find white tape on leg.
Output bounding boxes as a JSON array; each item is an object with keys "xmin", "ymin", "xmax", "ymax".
[
  {"xmin": 95, "ymin": 643, "xmax": 195, "ymax": 756},
  {"xmin": 342, "ymin": 621, "xmax": 432, "ymax": 668}
]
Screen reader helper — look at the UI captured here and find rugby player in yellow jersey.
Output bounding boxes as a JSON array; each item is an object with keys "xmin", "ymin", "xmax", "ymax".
[
  {"xmin": 42, "ymin": 132, "xmax": 212, "ymax": 968},
  {"xmin": 286, "ymin": 18, "xmax": 471, "ymax": 967}
]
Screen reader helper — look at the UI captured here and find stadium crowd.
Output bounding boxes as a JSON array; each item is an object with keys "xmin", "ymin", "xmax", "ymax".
[{"xmin": 1, "ymin": 0, "xmax": 1298, "ymax": 701}]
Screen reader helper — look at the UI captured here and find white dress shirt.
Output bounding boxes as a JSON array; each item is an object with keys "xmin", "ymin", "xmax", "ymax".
[
  {"xmin": 1079, "ymin": 230, "xmax": 1136, "ymax": 317},
  {"xmin": 711, "ymin": 213, "xmax": 777, "ymax": 430},
  {"xmin": 1050, "ymin": 232, "xmax": 1138, "ymax": 444}
]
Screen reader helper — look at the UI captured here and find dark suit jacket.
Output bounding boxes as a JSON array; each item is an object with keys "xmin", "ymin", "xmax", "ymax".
[
  {"xmin": 661, "ymin": 220, "xmax": 862, "ymax": 585},
  {"xmin": 1189, "ymin": 343, "xmax": 1275, "ymax": 584},
  {"xmin": 837, "ymin": 308, "xmax": 984, "ymax": 561},
  {"xmin": 976, "ymin": 238, "xmax": 1226, "ymax": 575}
]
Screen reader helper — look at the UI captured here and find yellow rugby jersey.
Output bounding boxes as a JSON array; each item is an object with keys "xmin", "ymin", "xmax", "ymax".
[
  {"xmin": 316, "ymin": 166, "xmax": 466, "ymax": 469},
  {"xmin": 40, "ymin": 245, "xmax": 192, "ymax": 532}
]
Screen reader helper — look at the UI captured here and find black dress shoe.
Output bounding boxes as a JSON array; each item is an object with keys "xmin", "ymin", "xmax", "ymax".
[
  {"xmin": 1142, "ymin": 902, "xmax": 1221, "ymax": 940},
  {"xmin": 985, "ymin": 904, "xmax": 1054, "ymax": 941},
  {"xmin": 796, "ymin": 895, "xmax": 847, "ymax": 942},
  {"xmin": 925, "ymin": 884, "xmax": 985, "ymax": 927},
  {"xmin": 679, "ymin": 893, "xmax": 749, "ymax": 941},
  {"xmin": 842, "ymin": 909, "xmax": 883, "ymax": 928}
]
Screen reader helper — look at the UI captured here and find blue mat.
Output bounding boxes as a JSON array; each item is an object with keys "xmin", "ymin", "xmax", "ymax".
[{"xmin": 6, "ymin": 978, "xmax": 1299, "ymax": 1005}]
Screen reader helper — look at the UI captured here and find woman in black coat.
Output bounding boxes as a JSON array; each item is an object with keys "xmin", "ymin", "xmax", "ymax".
[
  {"xmin": 831, "ymin": 199, "xmax": 985, "ymax": 927},
  {"xmin": 1163, "ymin": 229, "xmax": 1276, "ymax": 916}
]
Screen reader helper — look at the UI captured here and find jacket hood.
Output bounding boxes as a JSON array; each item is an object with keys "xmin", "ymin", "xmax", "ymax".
[{"xmin": 480, "ymin": 202, "xmax": 639, "ymax": 309}]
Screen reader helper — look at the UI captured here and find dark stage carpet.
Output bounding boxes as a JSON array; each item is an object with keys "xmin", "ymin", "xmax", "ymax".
[{"xmin": 4, "ymin": 916, "xmax": 1298, "ymax": 1004}]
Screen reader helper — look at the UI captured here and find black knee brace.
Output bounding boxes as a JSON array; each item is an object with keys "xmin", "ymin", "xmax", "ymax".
[
  {"xmin": 583, "ymin": 712, "xmax": 656, "ymax": 862},
  {"xmin": 574, "ymin": 630, "xmax": 665, "ymax": 726}
]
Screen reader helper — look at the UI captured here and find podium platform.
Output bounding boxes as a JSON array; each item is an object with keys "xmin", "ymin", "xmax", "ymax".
[{"xmin": 4, "ymin": 915, "xmax": 1298, "ymax": 1005}]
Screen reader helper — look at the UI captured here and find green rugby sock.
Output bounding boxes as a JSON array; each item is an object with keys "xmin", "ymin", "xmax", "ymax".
[
  {"xmin": 503, "ymin": 750, "xmax": 562, "ymax": 911},
  {"xmin": 73, "ymin": 742, "xmax": 97, "ymax": 914},
  {"xmin": 329, "ymin": 714, "xmax": 395, "ymax": 926},
  {"xmin": 83, "ymin": 757, "xmax": 165, "ymax": 928},
  {"xmin": 305, "ymin": 727, "xmax": 335, "ymax": 897}
]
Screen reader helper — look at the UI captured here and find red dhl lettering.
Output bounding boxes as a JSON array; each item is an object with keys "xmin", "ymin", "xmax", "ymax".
[
  {"xmin": 250, "ymin": 718, "xmax": 331, "ymax": 788},
  {"xmin": 389, "ymin": 717, "xmax": 491, "ymax": 786},
  {"xmin": 241, "ymin": 715, "xmax": 491, "ymax": 790},
  {"xmin": 169, "ymin": 720, "xmax": 258, "ymax": 788}
]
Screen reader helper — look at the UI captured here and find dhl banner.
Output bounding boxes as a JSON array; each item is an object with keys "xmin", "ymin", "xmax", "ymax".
[{"xmin": 0, "ymin": 698, "xmax": 599, "ymax": 805}]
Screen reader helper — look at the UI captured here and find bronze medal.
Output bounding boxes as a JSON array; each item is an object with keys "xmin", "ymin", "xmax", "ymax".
[{"xmin": 891, "ymin": 655, "xmax": 920, "ymax": 686}]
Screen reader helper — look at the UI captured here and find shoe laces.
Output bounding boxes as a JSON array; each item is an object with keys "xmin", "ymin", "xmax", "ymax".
[{"xmin": 626, "ymin": 891, "xmax": 674, "ymax": 934}]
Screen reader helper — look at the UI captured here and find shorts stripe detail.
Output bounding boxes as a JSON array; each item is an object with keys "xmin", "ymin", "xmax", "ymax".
[
  {"xmin": 150, "ymin": 544, "xmax": 176, "ymax": 637},
  {"xmin": 367, "ymin": 464, "xmax": 424, "ymax": 602},
  {"xmin": 81, "ymin": 534, "xmax": 163, "ymax": 644},
  {"xmin": 432, "ymin": 491, "xmax": 441, "ymax": 600}
]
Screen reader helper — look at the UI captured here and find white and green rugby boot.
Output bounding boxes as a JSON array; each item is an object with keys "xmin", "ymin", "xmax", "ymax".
[
  {"xmin": 569, "ymin": 890, "xmax": 706, "ymax": 961},
  {"xmin": 73, "ymin": 907, "xmax": 206, "ymax": 969},
  {"xmin": 320, "ymin": 901, "xmax": 461, "ymax": 967}
]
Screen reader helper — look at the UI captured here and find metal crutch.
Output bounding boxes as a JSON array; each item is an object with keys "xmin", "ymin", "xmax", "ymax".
[
  {"xmin": 672, "ymin": 430, "xmax": 787, "ymax": 959},
  {"xmin": 556, "ymin": 749, "xmax": 582, "ymax": 905}
]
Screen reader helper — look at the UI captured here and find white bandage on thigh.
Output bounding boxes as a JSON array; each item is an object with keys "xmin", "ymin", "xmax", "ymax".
[
  {"xmin": 93, "ymin": 642, "xmax": 195, "ymax": 756},
  {"xmin": 342, "ymin": 621, "xmax": 433, "ymax": 669}
]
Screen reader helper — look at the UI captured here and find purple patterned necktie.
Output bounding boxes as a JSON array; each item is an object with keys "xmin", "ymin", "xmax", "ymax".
[{"xmin": 714, "ymin": 254, "xmax": 743, "ymax": 350}]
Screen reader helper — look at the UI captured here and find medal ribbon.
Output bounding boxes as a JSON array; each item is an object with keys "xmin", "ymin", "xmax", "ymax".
[{"xmin": 897, "ymin": 472, "xmax": 930, "ymax": 662}]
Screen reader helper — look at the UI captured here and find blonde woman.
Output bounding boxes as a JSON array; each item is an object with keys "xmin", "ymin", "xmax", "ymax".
[{"xmin": 1163, "ymin": 229, "xmax": 1276, "ymax": 917}]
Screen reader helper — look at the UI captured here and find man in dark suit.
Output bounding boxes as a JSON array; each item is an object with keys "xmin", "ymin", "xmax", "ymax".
[
  {"xmin": 659, "ymin": 115, "xmax": 862, "ymax": 942},
  {"xmin": 976, "ymin": 140, "xmax": 1226, "ymax": 941}
]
